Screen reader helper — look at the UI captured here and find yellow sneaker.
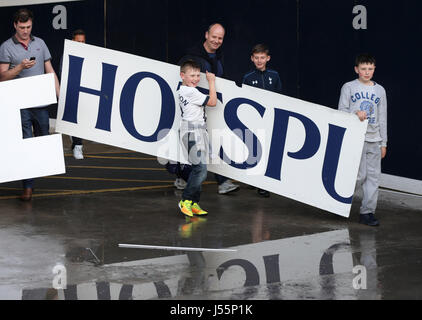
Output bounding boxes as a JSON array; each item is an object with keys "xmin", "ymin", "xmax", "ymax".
[
  {"xmin": 179, "ymin": 217, "xmax": 208, "ymax": 238},
  {"xmin": 179, "ymin": 200, "xmax": 193, "ymax": 217},
  {"xmin": 191, "ymin": 203, "xmax": 208, "ymax": 216}
]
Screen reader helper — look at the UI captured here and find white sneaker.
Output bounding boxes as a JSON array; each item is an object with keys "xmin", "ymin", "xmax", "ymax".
[
  {"xmin": 174, "ymin": 178, "xmax": 187, "ymax": 190},
  {"xmin": 73, "ymin": 145, "xmax": 84, "ymax": 160},
  {"xmin": 218, "ymin": 179, "xmax": 240, "ymax": 194}
]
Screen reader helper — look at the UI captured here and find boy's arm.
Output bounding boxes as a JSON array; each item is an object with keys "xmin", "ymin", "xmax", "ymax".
[
  {"xmin": 242, "ymin": 71, "xmax": 254, "ymax": 86},
  {"xmin": 275, "ymin": 73, "xmax": 282, "ymax": 94},
  {"xmin": 206, "ymin": 71, "xmax": 217, "ymax": 107},
  {"xmin": 379, "ymin": 89, "xmax": 388, "ymax": 158},
  {"xmin": 338, "ymin": 83, "xmax": 351, "ymax": 113},
  {"xmin": 338, "ymin": 83, "xmax": 366, "ymax": 121}
]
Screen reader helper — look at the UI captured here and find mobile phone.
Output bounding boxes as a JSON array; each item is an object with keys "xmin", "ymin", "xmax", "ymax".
[{"xmin": 30, "ymin": 57, "xmax": 35, "ymax": 61}]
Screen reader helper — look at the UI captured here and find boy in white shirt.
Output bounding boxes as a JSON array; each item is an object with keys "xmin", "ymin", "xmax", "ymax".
[{"xmin": 178, "ymin": 60, "xmax": 217, "ymax": 217}]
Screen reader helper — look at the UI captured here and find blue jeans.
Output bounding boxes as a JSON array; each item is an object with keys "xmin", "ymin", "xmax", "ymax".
[
  {"xmin": 21, "ymin": 107, "xmax": 50, "ymax": 189},
  {"xmin": 182, "ymin": 134, "xmax": 208, "ymax": 203}
]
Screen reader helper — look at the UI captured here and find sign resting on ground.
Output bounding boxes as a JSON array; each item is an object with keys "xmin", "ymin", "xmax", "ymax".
[{"xmin": 0, "ymin": 73, "xmax": 65, "ymax": 184}]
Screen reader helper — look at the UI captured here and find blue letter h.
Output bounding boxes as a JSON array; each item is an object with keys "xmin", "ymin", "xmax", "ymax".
[{"xmin": 62, "ymin": 55, "xmax": 118, "ymax": 132}]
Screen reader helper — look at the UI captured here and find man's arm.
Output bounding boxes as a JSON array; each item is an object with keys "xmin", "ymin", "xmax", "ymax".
[
  {"xmin": 0, "ymin": 59, "xmax": 35, "ymax": 82},
  {"xmin": 44, "ymin": 59, "xmax": 60, "ymax": 98}
]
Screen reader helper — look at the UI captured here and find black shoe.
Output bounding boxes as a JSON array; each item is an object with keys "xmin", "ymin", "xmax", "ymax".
[
  {"xmin": 257, "ymin": 189, "xmax": 270, "ymax": 198},
  {"xmin": 359, "ymin": 213, "xmax": 379, "ymax": 227}
]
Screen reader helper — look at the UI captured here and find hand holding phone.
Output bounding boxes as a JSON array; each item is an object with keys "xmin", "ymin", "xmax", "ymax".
[{"xmin": 29, "ymin": 57, "xmax": 36, "ymax": 61}]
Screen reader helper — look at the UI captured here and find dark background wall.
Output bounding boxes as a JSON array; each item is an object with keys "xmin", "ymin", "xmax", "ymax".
[{"xmin": 0, "ymin": 0, "xmax": 420, "ymax": 181}]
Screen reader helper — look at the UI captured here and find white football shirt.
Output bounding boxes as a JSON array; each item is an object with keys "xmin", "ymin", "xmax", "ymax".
[{"xmin": 178, "ymin": 85, "xmax": 209, "ymax": 124}]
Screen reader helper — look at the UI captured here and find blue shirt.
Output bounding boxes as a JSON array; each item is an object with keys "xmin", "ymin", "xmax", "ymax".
[
  {"xmin": 242, "ymin": 69, "xmax": 282, "ymax": 94},
  {"xmin": 207, "ymin": 53, "xmax": 224, "ymax": 77}
]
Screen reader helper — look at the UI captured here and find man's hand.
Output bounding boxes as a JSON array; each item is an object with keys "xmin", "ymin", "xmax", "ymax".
[
  {"xmin": 356, "ymin": 110, "xmax": 367, "ymax": 121},
  {"xmin": 20, "ymin": 58, "xmax": 36, "ymax": 70}
]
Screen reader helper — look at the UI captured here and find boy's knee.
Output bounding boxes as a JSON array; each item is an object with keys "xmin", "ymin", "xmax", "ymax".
[
  {"xmin": 197, "ymin": 165, "xmax": 207, "ymax": 182},
  {"xmin": 201, "ymin": 170, "xmax": 208, "ymax": 182}
]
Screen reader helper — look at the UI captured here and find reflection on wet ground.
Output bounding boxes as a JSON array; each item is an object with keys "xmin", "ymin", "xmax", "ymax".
[
  {"xmin": 17, "ymin": 227, "xmax": 386, "ymax": 300},
  {"xmin": 0, "ymin": 141, "xmax": 421, "ymax": 300}
]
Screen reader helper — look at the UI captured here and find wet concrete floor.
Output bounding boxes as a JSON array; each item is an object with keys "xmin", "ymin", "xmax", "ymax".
[{"xmin": 0, "ymin": 137, "xmax": 421, "ymax": 300}]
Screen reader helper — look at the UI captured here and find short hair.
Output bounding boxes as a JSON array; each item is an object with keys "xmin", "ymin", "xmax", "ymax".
[
  {"xmin": 251, "ymin": 44, "xmax": 270, "ymax": 55},
  {"xmin": 13, "ymin": 8, "xmax": 33, "ymax": 24},
  {"xmin": 72, "ymin": 29, "xmax": 86, "ymax": 39},
  {"xmin": 207, "ymin": 23, "xmax": 225, "ymax": 33},
  {"xmin": 180, "ymin": 59, "xmax": 201, "ymax": 73},
  {"xmin": 355, "ymin": 53, "xmax": 376, "ymax": 66}
]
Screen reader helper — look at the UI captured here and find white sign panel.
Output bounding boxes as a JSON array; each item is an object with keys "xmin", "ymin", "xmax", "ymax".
[
  {"xmin": 0, "ymin": 74, "xmax": 65, "ymax": 183},
  {"xmin": 0, "ymin": 0, "xmax": 82, "ymax": 7},
  {"xmin": 56, "ymin": 40, "xmax": 367, "ymax": 217}
]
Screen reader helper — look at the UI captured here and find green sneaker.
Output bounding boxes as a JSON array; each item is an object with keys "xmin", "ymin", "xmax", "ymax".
[
  {"xmin": 179, "ymin": 217, "xmax": 208, "ymax": 238},
  {"xmin": 192, "ymin": 203, "xmax": 208, "ymax": 216},
  {"xmin": 179, "ymin": 200, "xmax": 193, "ymax": 217}
]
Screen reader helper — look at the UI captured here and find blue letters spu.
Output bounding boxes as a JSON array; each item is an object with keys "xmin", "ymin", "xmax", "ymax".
[{"xmin": 62, "ymin": 55, "xmax": 352, "ymax": 204}]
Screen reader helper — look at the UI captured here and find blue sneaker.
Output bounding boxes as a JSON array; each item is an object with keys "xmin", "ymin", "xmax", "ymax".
[{"xmin": 359, "ymin": 213, "xmax": 379, "ymax": 227}]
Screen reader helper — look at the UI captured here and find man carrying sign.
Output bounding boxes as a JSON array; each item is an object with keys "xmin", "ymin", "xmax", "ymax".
[{"xmin": 0, "ymin": 8, "xmax": 60, "ymax": 201}]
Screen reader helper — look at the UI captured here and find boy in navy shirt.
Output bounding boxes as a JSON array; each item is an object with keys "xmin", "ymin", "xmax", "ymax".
[
  {"xmin": 242, "ymin": 44, "xmax": 282, "ymax": 94},
  {"xmin": 242, "ymin": 44, "xmax": 282, "ymax": 197}
]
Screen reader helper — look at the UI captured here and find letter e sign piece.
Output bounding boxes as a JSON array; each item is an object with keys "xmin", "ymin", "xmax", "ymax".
[{"xmin": 0, "ymin": 74, "xmax": 65, "ymax": 183}]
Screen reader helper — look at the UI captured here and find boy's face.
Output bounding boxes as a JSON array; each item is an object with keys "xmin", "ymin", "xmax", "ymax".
[
  {"xmin": 355, "ymin": 63, "xmax": 376, "ymax": 84},
  {"xmin": 251, "ymin": 52, "xmax": 270, "ymax": 71},
  {"xmin": 181, "ymin": 67, "xmax": 201, "ymax": 87}
]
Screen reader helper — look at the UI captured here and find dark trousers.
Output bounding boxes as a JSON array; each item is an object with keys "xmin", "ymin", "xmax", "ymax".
[
  {"xmin": 214, "ymin": 173, "xmax": 228, "ymax": 185},
  {"xmin": 71, "ymin": 136, "xmax": 83, "ymax": 149},
  {"xmin": 21, "ymin": 107, "xmax": 49, "ymax": 189}
]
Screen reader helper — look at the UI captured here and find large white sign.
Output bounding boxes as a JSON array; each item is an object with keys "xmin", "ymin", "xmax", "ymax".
[
  {"xmin": 0, "ymin": 74, "xmax": 65, "ymax": 183},
  {"xmin": 56, "ymin": 40, "xmax": 367, "ymax": 217},
  {"xmin": 0, "ymin": 0, "xmax": 82, "ymax": 7}
]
